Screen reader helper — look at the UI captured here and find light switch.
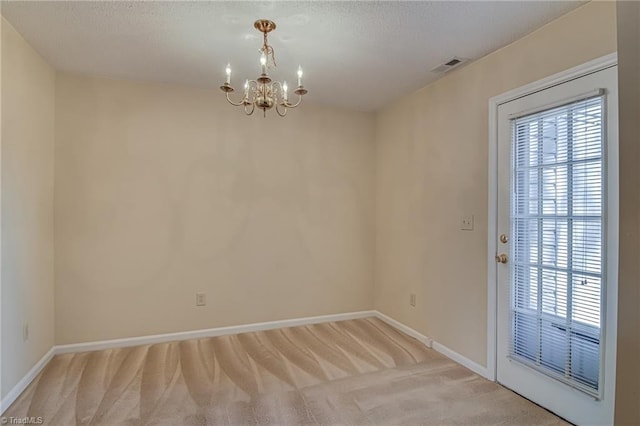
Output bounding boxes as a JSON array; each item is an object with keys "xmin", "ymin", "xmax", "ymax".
[{"xmin": 461, "ymin": 215, "xmax": 474, "ymax": 231}]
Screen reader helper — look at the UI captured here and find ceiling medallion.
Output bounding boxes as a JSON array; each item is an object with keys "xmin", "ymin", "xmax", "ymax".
[{"xmin": 220, "ymin": 19, "xmax": 308, "ymax": 117}]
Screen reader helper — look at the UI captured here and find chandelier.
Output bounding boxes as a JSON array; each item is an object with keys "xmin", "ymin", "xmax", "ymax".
[{"xmin": 219, "ymin": 19, "xmax": 308, "ymax": 117}]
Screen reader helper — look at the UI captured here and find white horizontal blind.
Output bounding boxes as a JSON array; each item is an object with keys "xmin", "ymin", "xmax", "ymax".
[{"xmin": 510, "ymin": 95, "xmax": 604, "ymax": 396}]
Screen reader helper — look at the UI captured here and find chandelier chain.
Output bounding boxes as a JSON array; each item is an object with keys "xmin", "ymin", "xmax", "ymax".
[{"xmin": 261, "ymin": 32, "xmax": 276, "ymax": 68}]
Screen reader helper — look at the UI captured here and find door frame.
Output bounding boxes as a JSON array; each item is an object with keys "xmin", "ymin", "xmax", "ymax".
[{"xmin": 486, "ymin": 52, "xmax": 618, "ymax": 382}]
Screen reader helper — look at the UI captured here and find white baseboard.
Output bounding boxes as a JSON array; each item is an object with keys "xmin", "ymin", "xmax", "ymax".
[
  {"xmin": 2, "ymin": 310, "xmax": 375, "ymax": 414},
  {"xmin": 374, "ymin": 311, "xmax": 433, "ymax": 347},
  {"xmin": 1, "ymin": 347, "xmax": 55, "ymax": 414},
  {"xmin": 55, "ymin": 310, "xmax": 377, "ymax": 354},
  {"xmin": 373, "ymin": 311, "xmax": 490, "ymax": 379},
  {"xmin": 2, "ymin": 309, "xmax": 490, "ymax": 415},
  {"xmin": 431, "ymin": 341, "xmax": 489, "ymax": 379}
]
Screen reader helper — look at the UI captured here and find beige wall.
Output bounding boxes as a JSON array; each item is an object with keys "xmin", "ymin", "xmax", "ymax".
[
  {"xmin": 54, "ymin": 73, "xmax": 375, "ymax": 344},
  {"xmin": 615, "ymin": 2, "xmax": 640, "ymax": 424},
  {"xmin": 374, "ymin": 1, "xmax": 617, "ymax": 366},
  {"xmin": 1, "ymin": 18, "xmax": 56, "ymax": 398}
]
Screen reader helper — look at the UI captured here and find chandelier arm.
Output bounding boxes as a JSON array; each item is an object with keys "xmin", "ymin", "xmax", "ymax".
[
  {"xmin": 247, "ymin": 79, "xmax": 259, "ymax": 90},
  {"xmin": 275, "ymin": 103, "xmax": 288, "ymax": 117},
  {"xmin": 285, "ymin": 94, "xmax": 304, "ymax": 108},
  {"xmin": 225, "ymin": 91, "xmax": 246, "ymax": 107},
  {"xmin": 244, "ymin": 103, "xmax": 256, "ymax": 115}
]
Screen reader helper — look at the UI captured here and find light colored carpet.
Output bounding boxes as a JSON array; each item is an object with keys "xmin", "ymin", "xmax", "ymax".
[{"xmin": 5, "ymin": 317, "xmax": 567, "ymax": 425}]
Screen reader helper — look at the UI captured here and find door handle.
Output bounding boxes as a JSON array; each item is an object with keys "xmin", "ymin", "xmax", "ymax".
[{"xmin": 495, "ymin": 254, "xmax": 508, "ymax": 264}]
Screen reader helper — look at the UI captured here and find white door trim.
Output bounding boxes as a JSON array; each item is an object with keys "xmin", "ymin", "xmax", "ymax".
[{"xmin": 486, "ymin": 53, "xmax": 618, "ymax": 382}]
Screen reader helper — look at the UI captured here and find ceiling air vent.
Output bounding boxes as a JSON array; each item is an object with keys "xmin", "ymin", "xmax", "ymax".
[{"xmin": 430, "ymin": 56, "xmax": 469, "ymax": 74}]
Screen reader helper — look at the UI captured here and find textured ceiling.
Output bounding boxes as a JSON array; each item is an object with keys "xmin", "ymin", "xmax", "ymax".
[{"xmin": 1, "ymin": 1, "xmax": 586, "ymax": 111}]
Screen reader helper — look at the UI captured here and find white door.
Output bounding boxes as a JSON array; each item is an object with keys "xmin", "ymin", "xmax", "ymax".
[{"xmin": 496, "ymin": 66, "xmax": 618, "ymax": 425}]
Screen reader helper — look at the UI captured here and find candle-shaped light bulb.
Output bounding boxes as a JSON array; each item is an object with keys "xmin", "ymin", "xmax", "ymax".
[
  {"xmin": 297, "ymin": 66, "xmax": 303, "ymax": 86},
  {"xmin": 260, "ymin": 52, "xmax": 267, "ymax": 73},
  {"xmin": 225, "ymin": 64, "xmax": 231, "ymax": 84},
  {"xmin": 283, "ymin": 81, "xmax": 288, "ymax": 102}
]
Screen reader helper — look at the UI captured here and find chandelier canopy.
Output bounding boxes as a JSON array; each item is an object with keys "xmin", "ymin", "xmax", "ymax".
[{"xmin": 220, "ymin": 19, "xmax": 308, "ymax": 117}]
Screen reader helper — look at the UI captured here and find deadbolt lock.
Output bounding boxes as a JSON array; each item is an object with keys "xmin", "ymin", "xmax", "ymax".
[
  {"xmin": 500, "ymin": 234, "xmax": 509, "ymax": 244},
  {"xmin": 495, "ymin": 254, "xmax": 508, "ymax": 264}
]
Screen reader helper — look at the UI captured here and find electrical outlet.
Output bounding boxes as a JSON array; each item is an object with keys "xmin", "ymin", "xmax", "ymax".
[
  {"xmin": 461, "ymin": 214, "xmax": 474, "ymax": 231},
  {"xmin": 410, "ymin": 293, "xmax": 416, "ymax": 307},
  {"xmin": 23, "ymin": 323, "xmax": 29, "ymax": 341},
  {"xmin": 195, "ymin": 293, "xmax": 206, "ymax": 307}
]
